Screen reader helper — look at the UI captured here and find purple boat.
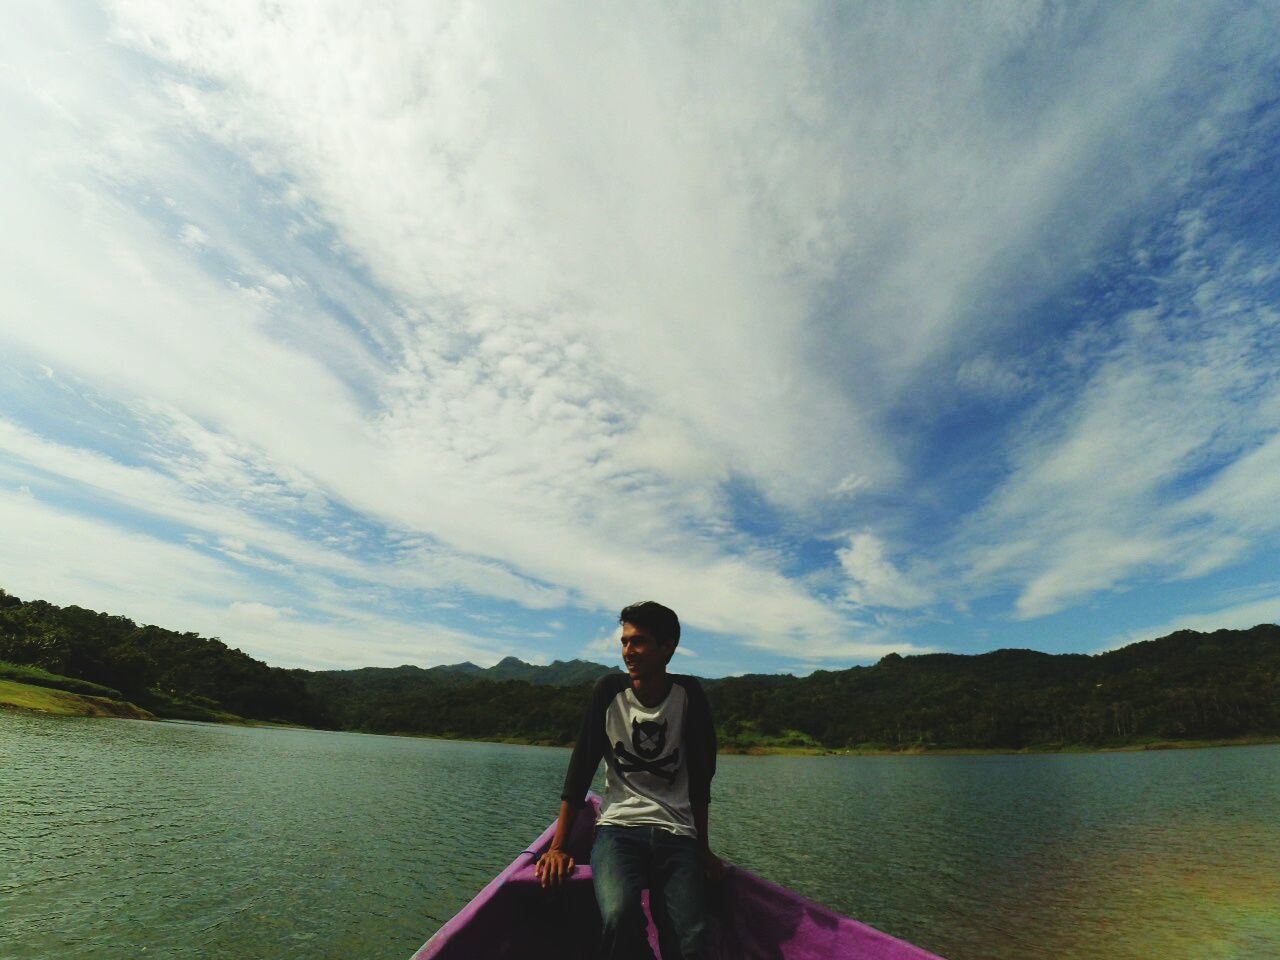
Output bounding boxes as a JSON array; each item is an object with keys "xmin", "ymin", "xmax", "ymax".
[{"xmin": 412, "ymin": 794, "xmax": 945, "ymax": 960}]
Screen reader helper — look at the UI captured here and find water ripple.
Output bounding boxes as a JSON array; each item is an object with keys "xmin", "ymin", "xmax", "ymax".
[{"xmin": 3, "ymin": 713, "xmax": 1277, "ymax": 960}]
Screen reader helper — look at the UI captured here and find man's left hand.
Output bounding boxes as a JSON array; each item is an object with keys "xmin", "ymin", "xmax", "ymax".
[{"xmin": 701, "ymin": 848, "xmax": 725, "ymax": 885}]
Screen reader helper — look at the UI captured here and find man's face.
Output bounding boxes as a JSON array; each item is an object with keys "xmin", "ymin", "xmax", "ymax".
[{"xmin": 620, "ymin": 622, "xmax": 672, "ymax": 681}]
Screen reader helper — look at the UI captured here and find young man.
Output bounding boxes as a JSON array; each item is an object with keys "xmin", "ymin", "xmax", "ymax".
[{"xmin": 534, "ymin": 601, "xmax": 720, "ymax": 960}]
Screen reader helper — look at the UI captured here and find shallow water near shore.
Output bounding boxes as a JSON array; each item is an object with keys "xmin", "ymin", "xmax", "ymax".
[{"xmin": 3, "ymin": 711, "xmax": 1277, "ymax": 960}]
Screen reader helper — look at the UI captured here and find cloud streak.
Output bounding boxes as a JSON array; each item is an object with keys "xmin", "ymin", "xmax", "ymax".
[
  {"xmin": 953, "ymin": 195, "xmax": 1280, "ymax": 620},
  {"xmin": 1, "ymin": 2, "xmax": 1278, "ymax": 671}
]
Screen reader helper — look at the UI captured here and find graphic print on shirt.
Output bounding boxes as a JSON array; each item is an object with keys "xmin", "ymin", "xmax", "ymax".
[{"xmin": 615, "ymin": 718, "xmax": 681, "ymax": 783}]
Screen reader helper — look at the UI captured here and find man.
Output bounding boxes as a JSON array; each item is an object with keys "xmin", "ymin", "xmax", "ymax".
[{"xmin": 535, "ymin": 600, "xmax": 721, "ymax": 960}]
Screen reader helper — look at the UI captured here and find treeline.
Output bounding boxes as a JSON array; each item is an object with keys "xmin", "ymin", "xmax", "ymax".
[
  {"xmin": 708, "ymin": 625, "xmax": 1280, "ymax": 749},
  {"xmin": 299, "ymin": 661, "xmax": 613, "ymax": 738},
  {"xmin": 0, "ymin": 590, "xmax": 327, "ymax": 726},
  {"xmin": 3, "ymin": 587, "xmax": 1277, "ymax": 750},
  {"xmin": 318, "ymin": 677, "xmax": 596, "ymax": 743}
]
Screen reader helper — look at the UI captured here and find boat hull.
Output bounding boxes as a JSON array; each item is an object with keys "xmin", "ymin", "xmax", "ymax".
[{"xmin": 412, "ymin": 795, "xmax": 945, "ymax": 959}]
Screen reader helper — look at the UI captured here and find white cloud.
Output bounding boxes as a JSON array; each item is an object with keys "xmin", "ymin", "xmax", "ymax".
[
  {"xmin": 96, "ymin": 0, "xmax": 1243, "ymax": 506},
  {"xmin": 838, "ymin": 532, "xmax": 932, "ymax": 610},
  {"xmin": 0, "ymin": 485, "xmax": 508, "ymax": 669},
  {"xmin": 831, "ymin": 474, "xmax": 871, "ymax": 497},
  {"xmin": 579, "ymin": 627, "xmax": 621, "ymax": 663},
  {"xmin": 1, "ymin": 1, "xmax": 1278, "ymax": 670},
  {"xmin": 952, "ymin": 205, "xmax": 1280, "ymax": 619},
  {"xmin": 0, "ymin": 418, "xmax": 566, "ymax": 610},
  {"xmin": 227, "ymin": 601, "xmax": 296, "ymax": 621},
  {"xmin": 955, "ymin": 355, "xmax": 1033, "ymax": 401},
  {"xmin": 0, "ymin": 486, "xmax": 248, "ymax": 636},
  {"xmin": 1177, "ymin": 429, "xmax": 1280, "ymax": 537},
  {"xmin": 178, "ymin": 222, "xmax": 209, "ymax": 247}
]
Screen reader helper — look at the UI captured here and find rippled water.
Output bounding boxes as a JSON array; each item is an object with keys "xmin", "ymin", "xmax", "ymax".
[{"xmin": 2, "ymin": 712, "xmax": 1277, "ymax": 960}]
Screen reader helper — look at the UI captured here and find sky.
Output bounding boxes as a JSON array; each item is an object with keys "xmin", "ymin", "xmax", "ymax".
[{"xmin": 2, "ymin": 1, "xmax": 1279, "ymax": 677}]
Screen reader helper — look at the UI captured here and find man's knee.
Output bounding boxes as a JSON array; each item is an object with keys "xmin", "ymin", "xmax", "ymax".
[
  {"xmin": 598, "ymin": 891, "xmax": 646, "ymax": 933},
  {"xmin": 677, "ymin": 916, "xmax": 709, "ymax": 958}
]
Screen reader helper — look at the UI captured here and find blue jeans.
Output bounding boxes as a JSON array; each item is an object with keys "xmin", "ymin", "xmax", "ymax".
[{"xmin": 591, "ymin": 825, "xmax": 708, "ymax": 960}]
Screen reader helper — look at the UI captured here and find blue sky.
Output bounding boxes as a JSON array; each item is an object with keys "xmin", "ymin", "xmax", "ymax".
[{"xmin": 2, "ymin": 2, "xmax": 1279, "ymax": 677}]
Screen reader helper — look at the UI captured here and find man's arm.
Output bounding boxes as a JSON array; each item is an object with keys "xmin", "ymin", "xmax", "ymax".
[
  {"xmin": 536, "ymin": 676, "xmax": 612, "ymax": 888},
  {"xmin": 683, "ymin": 677, "xmax": 724, "ymax": 883},
  {"xmin": 535, "ymin": 799, "xmax": 581, "ymax": 888},
  {"xmin": 680, "ymin": 676, "xmax": 717, "ymax": 807},
  {"xmin": 693, "ymin": 800, "xmax": 710, "ymax": 852},
  {"xmin": 693, "ymin": 800, "xmax": 724, "ymax": 882}
]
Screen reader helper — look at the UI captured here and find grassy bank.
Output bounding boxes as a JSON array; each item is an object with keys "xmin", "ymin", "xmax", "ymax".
[
  {"xmin": 4, "ymin": 654, "xmax": 1275, "ymax": 756},
  {"xmin": 0, "ymin": 677, "xmax": 155, "ymax": 720},
  {"xmin": 6, "ymin": 695, "xmax": 1276, "ymax": 755},
  {"xmin": 0, "ymin": 660, "xmax": 243, "ymax": 724},
  {"xmin": 0, "ymin": 658, "xmax": 305, "ymax": 726},
  {"xmin": 375, "ymin": 727, "xmax": 1280, "ymax": 756},
  {"xmin": 0, "ymin": 660, "xmax": 126, "ymax": 699},
  {"xmin": 0, "ymin": 675, "xmax": 314, "ymax": 728},
  {"xmin": 726, "ymin": 736, "xmax": 1280, "ymax": 756}
]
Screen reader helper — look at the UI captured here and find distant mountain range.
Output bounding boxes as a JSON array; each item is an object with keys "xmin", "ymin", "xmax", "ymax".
[
  {"xmin": 311, "ymin": 654, "xmax": 617, "ymax": 687},
  {"xmin": 3, "ymin": 586, "xmax": 1277, "ymax": 751},
  {"xmin": 299, "ymin": 660, "xmax": 619, "ymax": 732}
]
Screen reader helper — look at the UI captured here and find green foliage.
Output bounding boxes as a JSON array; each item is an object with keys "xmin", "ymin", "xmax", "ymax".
[
  {"xmin": 302, "ymin": 660, "xmax": 616, "ymax": 727},
  {"xmin": 717, "ymin": 718, "xmax": 824, "ymax": 752},
  {"xmin": 3, "ymin": 586, "xmax": 1275, "ymax": 751},
  {"xmin": 352, "ymin": 678, "xmax": 595, "ymax": 743},
  {"xmin": 0, "ymin": 589, "xmax": 329, "ymax": 726},
  {"xmin": 308, "ymin": 625, "xmax": 1279, "ymax": 750},
  {"xmin": 704, "ymin": 627, "xmax": 1280, "ymax": 751},
  {"xmin": 0, "ymin": 660, "xmax": 123, "ymax": 699},
  {"xmin": 0, "ymin": 677, "xmax": 154, "ymax": 719}
]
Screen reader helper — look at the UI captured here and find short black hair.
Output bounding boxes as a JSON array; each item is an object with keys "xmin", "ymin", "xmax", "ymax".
[{"xmin": 619, "ymin": 600, "xmax": 680, "ymax": 649}]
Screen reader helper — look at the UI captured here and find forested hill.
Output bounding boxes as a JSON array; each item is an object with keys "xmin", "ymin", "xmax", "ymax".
[
  {"xmin": 0, "ymin": 589, "xmax": 327, "ymax": 726},
  {"xmin": 302, "ymin": 658, "xmax": 617, "ymax": 730},
  {"xmin": 310, "ymin": 655, "xmax": 615, "ymax": 692},
  {"xmin": 2, "ymin": 587, "xmax": 1277, "ymax": 750},
  {"xmin": 0, "ymin": 586, "xmax": 616, "ymax": 729},
  {"xmin": 709, "ymin": 625, "xmax": 1280, "ymax": 749}
]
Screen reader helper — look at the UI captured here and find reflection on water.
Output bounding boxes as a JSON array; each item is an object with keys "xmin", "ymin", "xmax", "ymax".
[
  {"xmin": 1044, "ymin": 820, "xmax": 1280, "ymax": 960},
  {"xmin": 2, "ymin": 711, "xmax": 1276, "ymax": 960},
  {"xmin": 712, "ymin": 749, "xmax": 1280, "ymax": 960}
]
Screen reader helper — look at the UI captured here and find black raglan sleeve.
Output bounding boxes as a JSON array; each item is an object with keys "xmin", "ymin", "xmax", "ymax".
[
  {"xmin": 560, "ymin": 675, "xmax": 619, "ymax": 805},
  {"xmin": 679, "ymin": 676, "xmax": 717, "ymax": 805}
]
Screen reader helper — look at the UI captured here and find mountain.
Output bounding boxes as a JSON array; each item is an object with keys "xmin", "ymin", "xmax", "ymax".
[
  {"xmin": 3, "ymin": 586, "xmax": 1276, "ymax": 751},
  {"xmin": 308, "ymin": 656, "xmax": 614, "ymax": 687},
  {"xmin": 299, "ymin": 656, "xmax": 618, "ymax": 729},
  {"xmin": 0, "ymin": 589, "xmax": 328, "ymax": 726},
  {"xmin": 479, "ymin": 655, "xmax": 617, "ymax": 685},
  {"xmin": 708, "ymin": 624, "xmax": 1280, "ymax": 749}
]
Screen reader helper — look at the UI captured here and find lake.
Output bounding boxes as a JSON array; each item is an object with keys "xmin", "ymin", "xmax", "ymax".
[{"xmin": 2, "ymin": 711, "xmax": 1277, "ymax": 960}]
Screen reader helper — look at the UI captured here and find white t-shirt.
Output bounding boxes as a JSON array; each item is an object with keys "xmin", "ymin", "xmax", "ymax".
[{"xmin": 561, "ymin": 673, "xmax": 717, "ymax": 838}]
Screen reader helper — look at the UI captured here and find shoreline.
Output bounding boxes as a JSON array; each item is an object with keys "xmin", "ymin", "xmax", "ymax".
[
  {"xmin": 374, "ymin": 727, "xmax": 1280, "ymax": 756},
  {"xmin": 0, "ymin": 677, "xmax": 294, "ymax": 728},
  {"xmin": 0, "ymin": 678, "xmax": 156, "ymax": 721},
  {"xmin": 716, "ymin": 736, "xmax": 1280, "ymax": 757},
  {"xmin": 5, "ymin": 679, "xmax": 1278, "ymax": 756}
]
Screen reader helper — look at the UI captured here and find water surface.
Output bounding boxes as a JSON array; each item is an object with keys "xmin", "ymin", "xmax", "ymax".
[{"xmin": 2, "ymin": 712, "xmax": 1276, "ymax": 959}]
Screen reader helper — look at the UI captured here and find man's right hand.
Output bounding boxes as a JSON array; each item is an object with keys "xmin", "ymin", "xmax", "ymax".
[{"xmin": 534, "ymin": 847, "xmax": 575, "ymax": 888}]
